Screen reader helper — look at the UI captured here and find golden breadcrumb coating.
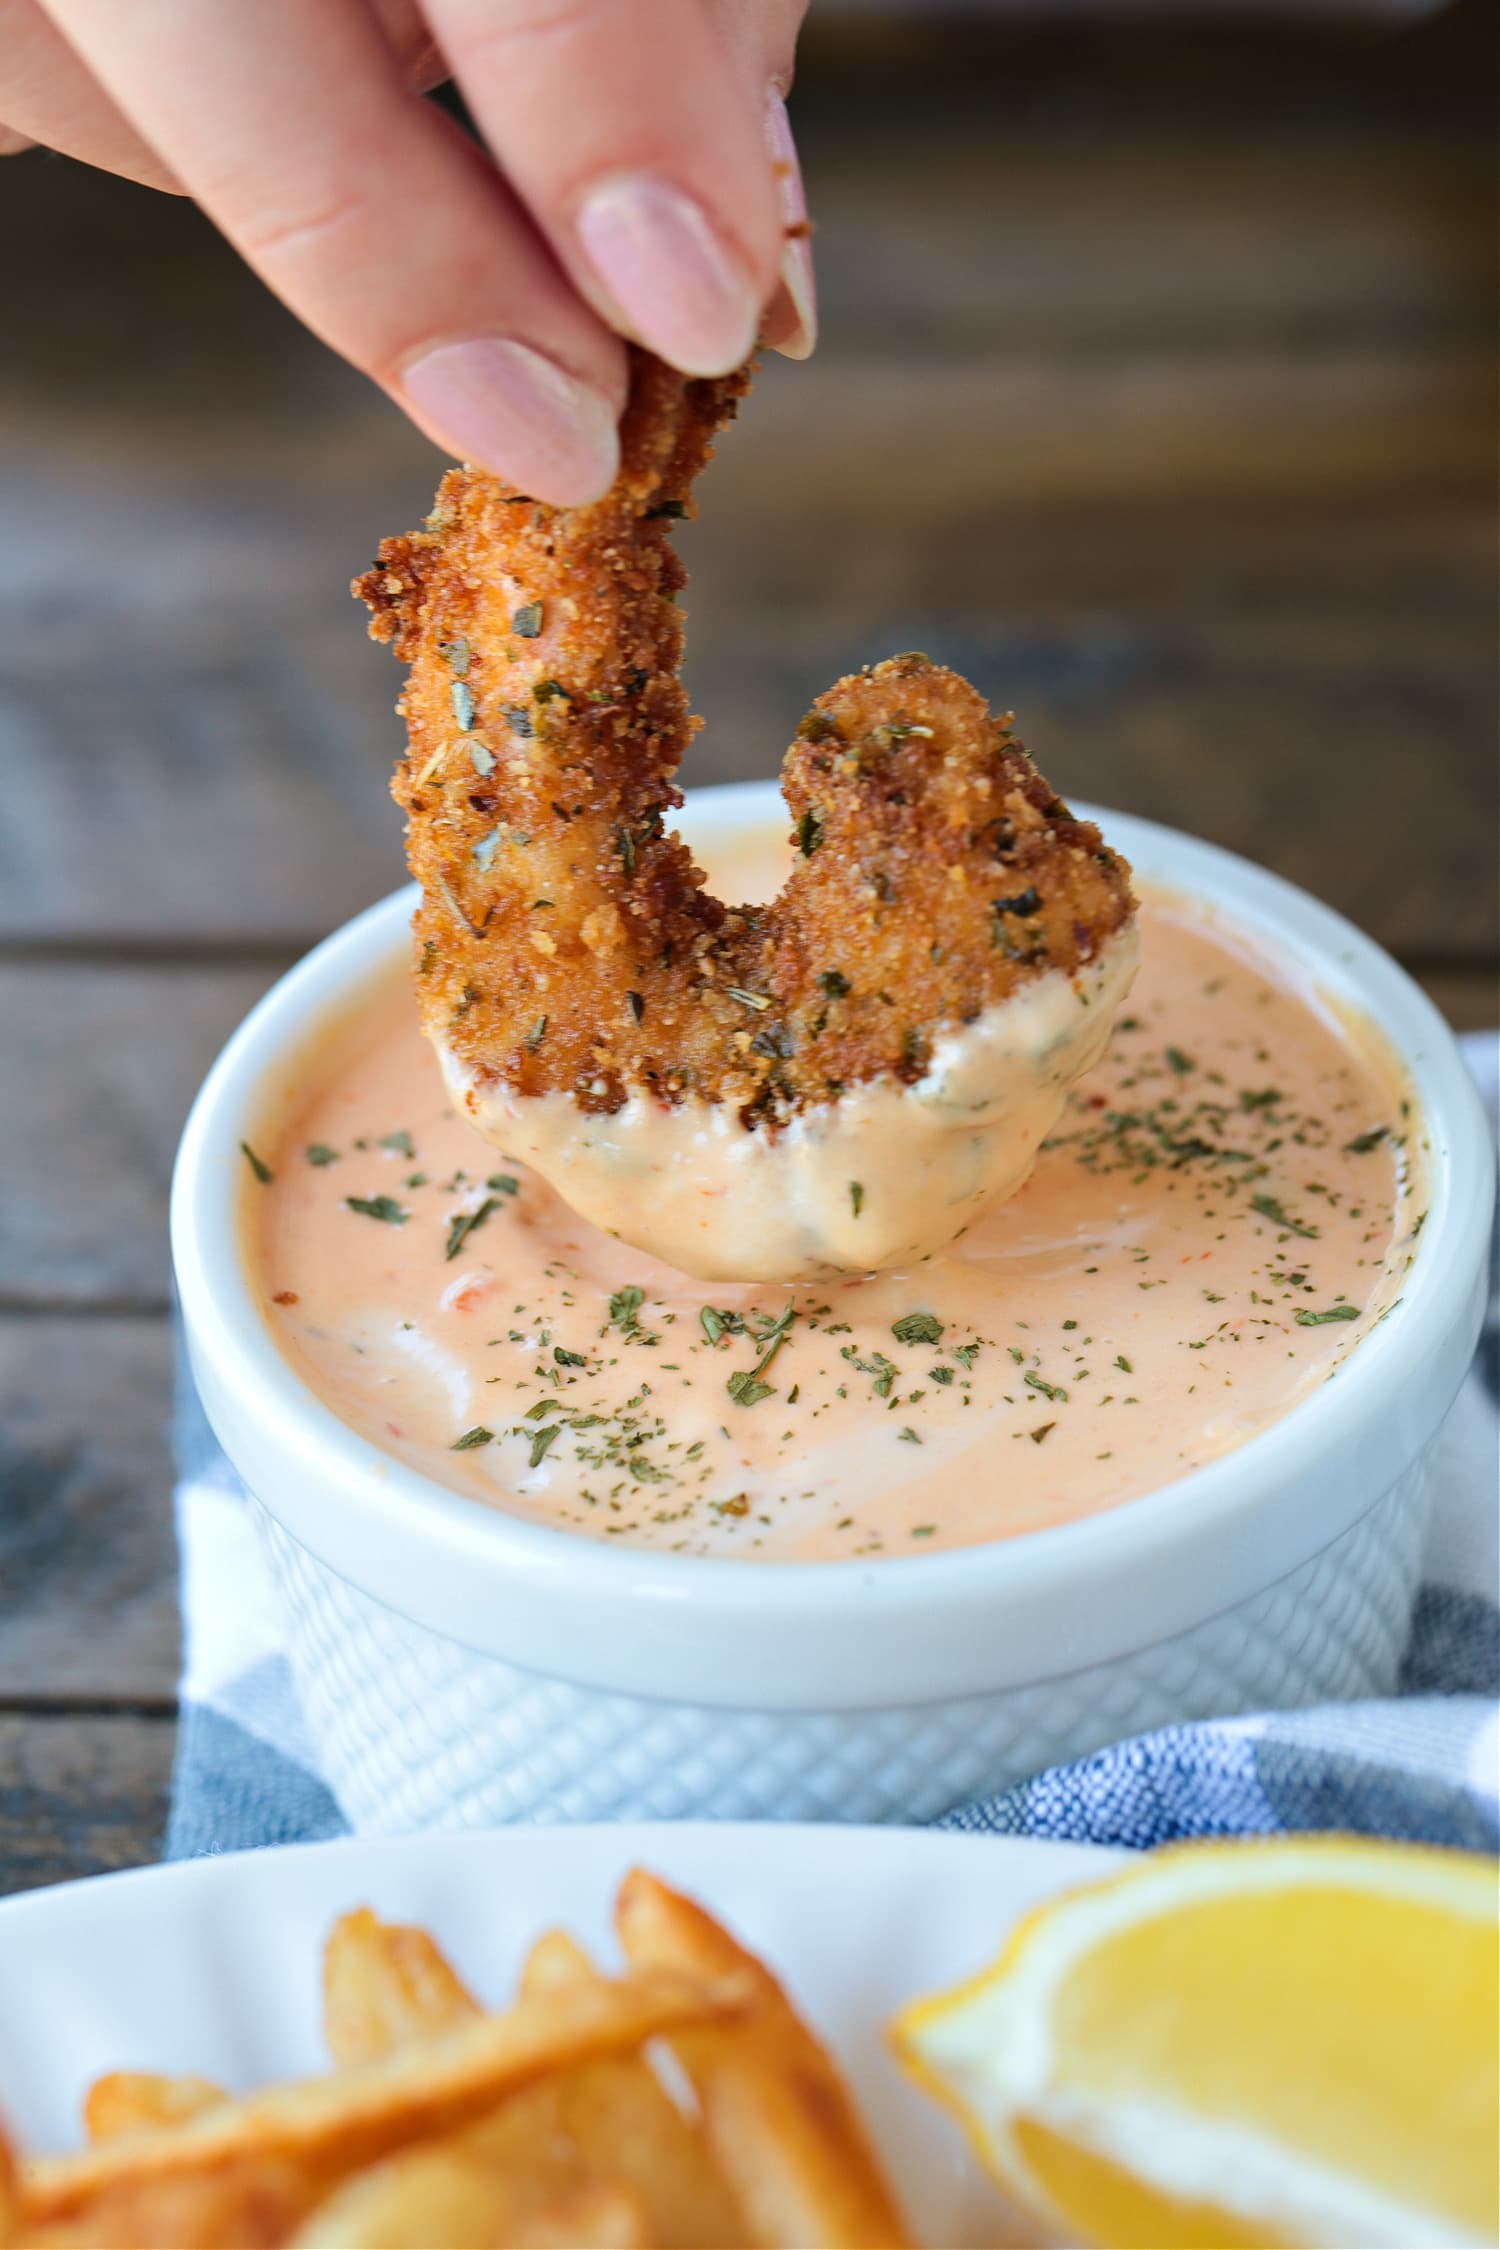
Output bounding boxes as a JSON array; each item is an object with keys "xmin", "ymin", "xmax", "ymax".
[{"xmin": 355, "ymin": 351, "xmax": 1133, "ymax": 1128}]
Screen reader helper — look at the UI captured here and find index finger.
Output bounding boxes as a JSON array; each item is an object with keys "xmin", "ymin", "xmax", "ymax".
[
  {"xmin": 39, "ymin": 0, "xmax": 629, "ymax": 502},
  {"xmin": 426, "ymin": 0, "xmax": 784, "ymax": 377}
]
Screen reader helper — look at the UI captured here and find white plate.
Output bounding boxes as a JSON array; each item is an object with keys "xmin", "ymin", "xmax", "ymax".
[{"xmin": 0, "ymin": 1825, "xmax": 1123, "ymax": 2245}]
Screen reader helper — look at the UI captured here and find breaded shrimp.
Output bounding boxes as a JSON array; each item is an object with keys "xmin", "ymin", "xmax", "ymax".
[{"xmin": 356, "ymin": 353, "xmax": 1138, "ymax": 1280}]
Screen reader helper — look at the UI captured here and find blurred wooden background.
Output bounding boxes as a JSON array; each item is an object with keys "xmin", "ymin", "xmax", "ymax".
[{"xmin": 0, "ymin": 2, "xmax": 1494, "ymax": 1891}]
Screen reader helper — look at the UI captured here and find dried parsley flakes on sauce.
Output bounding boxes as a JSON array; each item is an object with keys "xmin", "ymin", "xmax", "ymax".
[
  {"xmin": 1251, "ymin": 1193, "xmax": 1320, "ymax": 1240},
  {"xmin": 345, "ymin": 1194, "xmax": 407, "ymax": 1225},
  {"xmin": 445, "ymin": 1197, "xmax": 500, "ymax": 1262}
]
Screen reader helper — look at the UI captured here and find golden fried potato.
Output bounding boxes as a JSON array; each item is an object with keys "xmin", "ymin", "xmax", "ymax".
[
  {"xmin": 84, "ymin": 2073, "xmax": 226, "ymax": 2144},
  {"xmin": 322, "ymin": 1911, "xmax": 480, "ymax": 2068},
  {"xmin": 505, "ymin": 2185, "xmax": 650, "ymax": 2248},
  {"xmin": 288, "ymin": 2142, "xmax": 648, "ymax": 2249},
  {"xmin": 1, "ymin": 2119, "xmax": 18, "ymax": 2247},
  {"xmin": 17, "ymin": 2154, "xmax": 314, "ymax": 2248},
  {"xmin": 516, "ymin": 1930, "xmax": 594, "ymax": 1996},
  {"xmin": 507, "ymin": 1930, "xmax": 746, "ymax": 2249},
  {"xmin": 616, "ymin": 1871, "xmax": 911, "ymax": 2250},
  {"xmin": 290, "ymin": 2144, "xmax": 509, "ymax": 2248},
  {"xmin": 311, "ymin": 1911, "xmax": 743, "ymax": 2246},
  {"xmin": 24, "ymin": 1965, "xmax": 744, "ymax": 2230},
  {"xmin": 13, "ymin": 1875, "xmax": 917, "ymax": 2250}
]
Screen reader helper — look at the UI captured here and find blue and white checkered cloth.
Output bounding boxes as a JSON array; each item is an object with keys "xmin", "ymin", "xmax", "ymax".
[{"xmin": 167, "ymin": 1037, "xmax": 1498, "ymax": 1862}]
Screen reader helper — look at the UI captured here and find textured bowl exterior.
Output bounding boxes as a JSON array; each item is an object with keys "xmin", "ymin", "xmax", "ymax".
[
  {"xmin": 175, "ymin": 786, "xmax": 1492, "ymax": 1831},
  {"xmin": 252, "ymin": 1460, "xmax": 1431, "ymax": 1832}
]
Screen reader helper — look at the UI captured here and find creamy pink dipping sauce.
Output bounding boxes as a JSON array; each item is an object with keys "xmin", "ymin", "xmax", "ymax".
[{"xmin": 250, "ymin": 831, "xmax": 1423, "ymax": 1561}]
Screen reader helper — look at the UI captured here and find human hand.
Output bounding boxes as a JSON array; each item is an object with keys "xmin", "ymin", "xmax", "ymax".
[{"xmin": 2, "ymin": 0, "xmax": 814, "ymax": 501}]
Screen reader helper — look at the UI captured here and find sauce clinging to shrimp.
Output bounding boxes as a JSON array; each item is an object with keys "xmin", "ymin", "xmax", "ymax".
[
  {"xmin": 250, "ymin": 831, "xmax": 1420, "ymax": 1562},
  {"xmin": 355, "ymin": 354, "xmax": 1138, "ymax": 1277}
]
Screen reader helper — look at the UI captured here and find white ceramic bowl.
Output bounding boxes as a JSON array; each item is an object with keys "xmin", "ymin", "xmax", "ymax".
[{"xmin": 172, "ymin": 788, "xmax": 1493, "ymax": 1832}]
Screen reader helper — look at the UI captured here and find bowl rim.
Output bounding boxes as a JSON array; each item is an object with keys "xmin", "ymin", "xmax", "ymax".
[{"xmin": 171, "ymin": 787, "xmax": 1493, "ymax": 1705}]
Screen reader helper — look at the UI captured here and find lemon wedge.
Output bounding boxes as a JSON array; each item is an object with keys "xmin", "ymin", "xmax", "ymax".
[{"xmin": 892, "ymin": 1837, "xmax": 1498, "ymax": 2249}]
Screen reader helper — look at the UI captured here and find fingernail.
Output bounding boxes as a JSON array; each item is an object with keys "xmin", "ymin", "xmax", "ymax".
[
  {"xmin": 574, "ymin": 173, "xmax": 760, "ymax": 378},
  {"xmin": 764, "ymin": 92, "xmax": 816, "ymax": 361},
  {"xmin": 400, "ymin": 338, "xmax": 619, "ymax": 505}
]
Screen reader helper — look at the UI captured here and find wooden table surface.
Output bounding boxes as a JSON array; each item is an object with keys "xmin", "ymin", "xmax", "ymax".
[{"xmin": 0, "ymin": 11, "xmax": 1494, "ymax": 1895}]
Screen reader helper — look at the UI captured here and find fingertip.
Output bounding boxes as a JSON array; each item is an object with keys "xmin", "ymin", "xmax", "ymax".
[
  {"xmin": 398, "ymin": 336, "xmax": 621, "ymax": 505},
  {"xmin": 574, "ymin": 174, "xmax": 761, "ymax": 381},
  {"xmin": 762, "ymin": 94, "xmax": 817, "ymax": 362},
  {"xmin": 761, "ymin": 263, "xmax": 817, "ymax": 362}
]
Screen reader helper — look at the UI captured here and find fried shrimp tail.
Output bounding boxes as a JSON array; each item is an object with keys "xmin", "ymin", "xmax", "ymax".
[{"xmin": 356, "ymin": 353, "xmax": 1138, "ymax": 1282}]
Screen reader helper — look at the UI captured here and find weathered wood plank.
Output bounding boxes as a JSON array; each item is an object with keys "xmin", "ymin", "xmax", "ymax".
[
  {"xmin": 680, "ymin": 461, "xmax": 1497, "ymax": 958},
  {"xmin": 0, "ymin": 964, "xmax": 279, "ymax": 1304},
  {"xmin": 1413, "ymin": 969, "xmax": 1499, "ymax": 1036},
  {"xmin": 0, "ymin": 1318, "xmax": 178, "ymax": 1699},
  {"xmin": 0, "ymin": 29, "xmax": 1490, "ymax": 1901},
  {"xmin": 800, "ymin": 120, "xmax": 1493, "ymax": 354},
  {"xmin": 0, "ymin": 469, "xmax": 1492, "ymax": 956},
  {"xmin": 0, "ymin": 1715, "xmax": 173, "ymax": 1898},
  {"xmin": 4, "ymin": 106, "xmax": 1491, "ymax": 387},
  {"xmin": 0, "ymin": 118, "xmax": 1491, "ymax": 954},
  {"xmin": 796, "ymin": 0, "xmax": 1493, "ymax": 100},
  {"xmin": 0, "ymin": 604, "xmax": 409, "ymax": 949}
]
